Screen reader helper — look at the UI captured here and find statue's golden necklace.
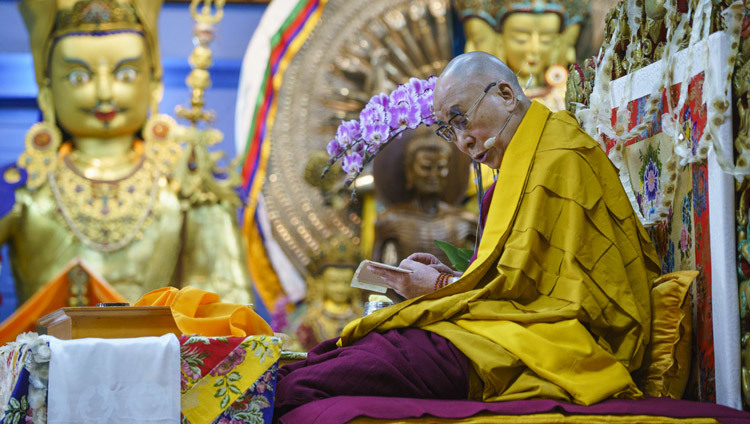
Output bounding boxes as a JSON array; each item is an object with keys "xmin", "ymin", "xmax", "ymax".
[{"xmin": 49, "ymin": 151, "xmax": 162, "ymax": 252}]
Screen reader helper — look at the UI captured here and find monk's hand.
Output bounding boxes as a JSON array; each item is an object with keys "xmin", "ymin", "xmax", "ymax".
[
  {"xmin": 367, "ymin": 260, "xmax": 441, "ymax": 299},
  {"xmin": 405, "ymin": 253, "xmax": 461, "ymax": 277}
]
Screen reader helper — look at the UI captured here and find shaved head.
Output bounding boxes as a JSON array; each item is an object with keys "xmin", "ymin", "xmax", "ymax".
[
  {"xmin": 440, "ymin": 51, "xmax": 523, "ymax": 93},
  {"xmin": 432, "ymin": 51, "xmax": 532, "ymax": 170}
]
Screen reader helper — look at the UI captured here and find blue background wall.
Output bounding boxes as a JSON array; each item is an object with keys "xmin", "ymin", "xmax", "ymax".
[{"xmin": 0, "ymin": 0, "xmax": 267, "ymax": 320}]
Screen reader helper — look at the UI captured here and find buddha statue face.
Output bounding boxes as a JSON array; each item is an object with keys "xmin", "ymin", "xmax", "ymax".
[
  {"xmin": 407, "ymin": 148, "xmax": 450, "ymax": 196},
  {"xmin": 49, "ymin": 31, "xmax": 153, "ymax": 141},
  {"xmin": 457, "ymin": 0, "xmax": 588, "ymax": 94},
  {"xmin": 319, "ymin": 266, "xmax": 355, "ymax": 305},
  {"xmin": 501, "ymin": 12, "xmax": 562, "ymax": 85}
]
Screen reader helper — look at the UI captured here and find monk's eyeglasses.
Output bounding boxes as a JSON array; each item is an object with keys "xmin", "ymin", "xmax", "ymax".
[{"xmin": 435, "ymin": 82, "xmax": 498, "ymax": 143}]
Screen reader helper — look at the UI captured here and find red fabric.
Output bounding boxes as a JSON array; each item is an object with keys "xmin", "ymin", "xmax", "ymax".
[
  {"xmin": 278, "ymin": 396, "xmax": 750, "ymax": 424},
  {"xmin": 179, "ymin": 335, "xmax": 247, "ymax": 379},
  {"xmin": 469, "ymin": 181, "xmax": 496, "ymax": 265},
  {"xmin": 274, "ymin": 328, "xmax": 470, "ymax": 418}
]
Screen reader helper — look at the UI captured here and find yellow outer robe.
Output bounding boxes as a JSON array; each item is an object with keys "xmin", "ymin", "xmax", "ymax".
[{"xmin": 338, "ymin": 101, "xmax": 661, "ymax": 405}]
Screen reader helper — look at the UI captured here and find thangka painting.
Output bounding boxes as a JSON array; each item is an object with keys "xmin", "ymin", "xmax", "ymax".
[{"xmin": 601, "ymin": 32, "xmax": 738, "ymax": 403}]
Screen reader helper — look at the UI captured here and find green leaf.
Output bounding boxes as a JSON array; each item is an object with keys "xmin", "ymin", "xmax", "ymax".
[
  {"xmin": 183, "ymin": 336, "xmax": 211, "ymax": 345},
  {"xmin": 214, "ymin": 377, "xmax": 225, "ymax": 387},
  {"xmin": 189, "ymin": 365, "xmax": 202, "ymax": 376},
  {"xmin": 20, "ymin": 395, "xmax": 28, "ymax": 411},
  {"xmin": 9, "ymin": 398, "xmax": 20, "ymax": 409},
  {"xmin": 233, "ymin": 411, "xmax": 254, "ymax": 420},
  {"xmin": 228, "ymin": 384, "xmax": 242, "ymax": 394},
  {"xmin": 251, "ymin": 394, "xmax": 271, "ymax": 409},
  {"xmin": 215, "ymin": 386, "xmax": 227, "ymax": 397},
  {"xmin": 220, "ymin": 394, "xmax": 230, "ymax": 409},
  {"xmin": 227, "ymin": 371, "xmax": 241, "ymax": 382},
  {"xmin": 434, "ymin": 240, "xmax": 474, "ymax": 272}
]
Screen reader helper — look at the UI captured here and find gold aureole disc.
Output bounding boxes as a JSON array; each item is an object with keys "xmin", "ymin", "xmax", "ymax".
[{"xmin": 264, "ymin": 0, "xmax": 454, "ymax": 276}]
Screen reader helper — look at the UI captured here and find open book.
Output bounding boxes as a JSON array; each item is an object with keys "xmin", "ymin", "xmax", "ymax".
[{"xmin": 350, "ymin": 260, "xmax": 413, "ymax": 293}]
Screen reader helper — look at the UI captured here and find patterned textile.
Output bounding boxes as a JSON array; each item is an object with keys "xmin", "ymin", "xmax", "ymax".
[
  {"xmin": 604, "ymin": 73, "xmax": 715, "ymax": 400},
  {"xmin": 1, "ymin": 334, "xmax": 281, "ymax": 424},
  {"xmin": 0, "ymin": 344, "xmax": 31, "ymax": 424},
  {"xmin": 0, "ymin": 333, "xmax": 49, "ymax": 424},
  {"xmin": 0, "ymin": 367, "xmax": 30, "ymax": 424},
  {"xmin": 180, "ymin": 335, "xmax": 281, "ymax": 424}
]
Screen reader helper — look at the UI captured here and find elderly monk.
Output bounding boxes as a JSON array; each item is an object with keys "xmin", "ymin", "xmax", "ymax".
[{"xmin": 274, "ymin": 51, "xmax": 660, "ymax": 416}]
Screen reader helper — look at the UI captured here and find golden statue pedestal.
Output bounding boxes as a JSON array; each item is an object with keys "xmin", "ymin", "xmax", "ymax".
[{"xmin": 37, "ymin": 306, "xmax": 181, "ymax": 340}]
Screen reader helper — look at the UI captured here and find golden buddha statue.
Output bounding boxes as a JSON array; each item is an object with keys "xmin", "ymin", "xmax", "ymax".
[
  {"xmin": 0, "ymin": 0, "xmax": 252, "ymax": 337},
  {"xmin": 294, "ymin": 240, "xmax": 363, "ymax": 351},
  {"xmin": 372, "ymin": 128, "xmax": 476, "ymax": 266},
  {"xmin": 454, "ymin": 0, "xmax": 589, "ymax": 110}
]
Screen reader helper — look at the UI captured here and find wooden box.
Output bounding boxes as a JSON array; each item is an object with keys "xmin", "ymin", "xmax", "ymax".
[{"xmin": 37, "ymin": 306, "xmax": 182, "ymax": 340}]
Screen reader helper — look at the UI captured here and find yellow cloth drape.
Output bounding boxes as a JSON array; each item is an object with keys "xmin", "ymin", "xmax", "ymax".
[
  {"xmin": 135, "ymin": 286, "xmax": 273, "ymax": 337},
  {"xmin": 339, "ymin": 102, "xmax": 661, "ymax": 405}
]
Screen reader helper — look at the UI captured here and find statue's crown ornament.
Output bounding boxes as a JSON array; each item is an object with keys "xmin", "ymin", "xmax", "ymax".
[
  {"xmin": 455, "ymin": 0, "xmax": 590, "ymax": 31},
  {"xmin": 54, "ymin": 0, "xmax": 141, "ymax": 37},
  {"xmin": 19, "ymin": 0, "xmax": 163, "ymax": 87}
]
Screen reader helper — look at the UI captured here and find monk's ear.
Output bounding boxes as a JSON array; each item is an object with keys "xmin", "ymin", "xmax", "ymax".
[{"xmin": 496, "ymin": 82, "xmax": 517, "ymax": 109}]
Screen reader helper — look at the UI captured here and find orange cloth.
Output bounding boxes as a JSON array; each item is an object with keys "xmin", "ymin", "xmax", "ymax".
[
  {"xmin": 135, "ymin": 286, "xmax": 273, "ymax": 337},
  {"xmin": 0, "ymin": 260, "xmax": 127, "ymax": 344}
]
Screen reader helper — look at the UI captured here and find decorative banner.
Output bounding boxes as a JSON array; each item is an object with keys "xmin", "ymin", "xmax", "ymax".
[
  {"xmin": 603, "ymin": 32, "xmax": 739, "ymax": 407},
  {"xmin": 235, "ymin": 0, "xmax": 327, "ymax": 311},
  {"xmin": 607, "ymin": 73, "xmax": 715, "ymax": 400}
]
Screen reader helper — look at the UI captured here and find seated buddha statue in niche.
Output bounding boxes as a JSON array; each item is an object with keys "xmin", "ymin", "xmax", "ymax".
[
  {"xmin": 372, "ymin": 127, "xmax": 476, "ymax": 266},
  {"xmin": 295, "ymin": 261, "xmax": 363, "ymax": 351},
  {"xmin": 0, "ymin": 0, "xmax": 252, "ymax": 330},
  {"xmin": 454, "ymin": 0, "xmax": 589, "ymax": 111}
]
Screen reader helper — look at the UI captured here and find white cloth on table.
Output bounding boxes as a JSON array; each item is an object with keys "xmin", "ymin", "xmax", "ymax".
[{"xmin": 46, "ymin": 334, "xmax": 180, "ymax": 424}]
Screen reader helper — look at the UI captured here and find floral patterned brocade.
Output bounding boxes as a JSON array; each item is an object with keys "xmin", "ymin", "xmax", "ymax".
[
  {"xmin": 603, "ymin": 73, "xmax": 714, "ymax": 401},
  {"xmin": 180, "ymin": 335, "xmax": 281, "ymax": 424},
  {"xmin": 1, "ymin": 333, "xmax": 50, "ymax": 424},
  {"xmin": 1, "ymin": 365, "xmax": 32, "ymax": 424}
]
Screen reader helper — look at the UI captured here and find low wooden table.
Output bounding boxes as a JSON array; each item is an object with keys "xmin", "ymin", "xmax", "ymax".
[{"xmin": 37, "ymin": 306, "xmax": 182, "ymax": 340}]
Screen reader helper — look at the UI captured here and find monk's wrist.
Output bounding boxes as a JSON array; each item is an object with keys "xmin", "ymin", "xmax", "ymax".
[{"xmin": 434, "ymin": 273, "xmax": 452, "ymax": 291}]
